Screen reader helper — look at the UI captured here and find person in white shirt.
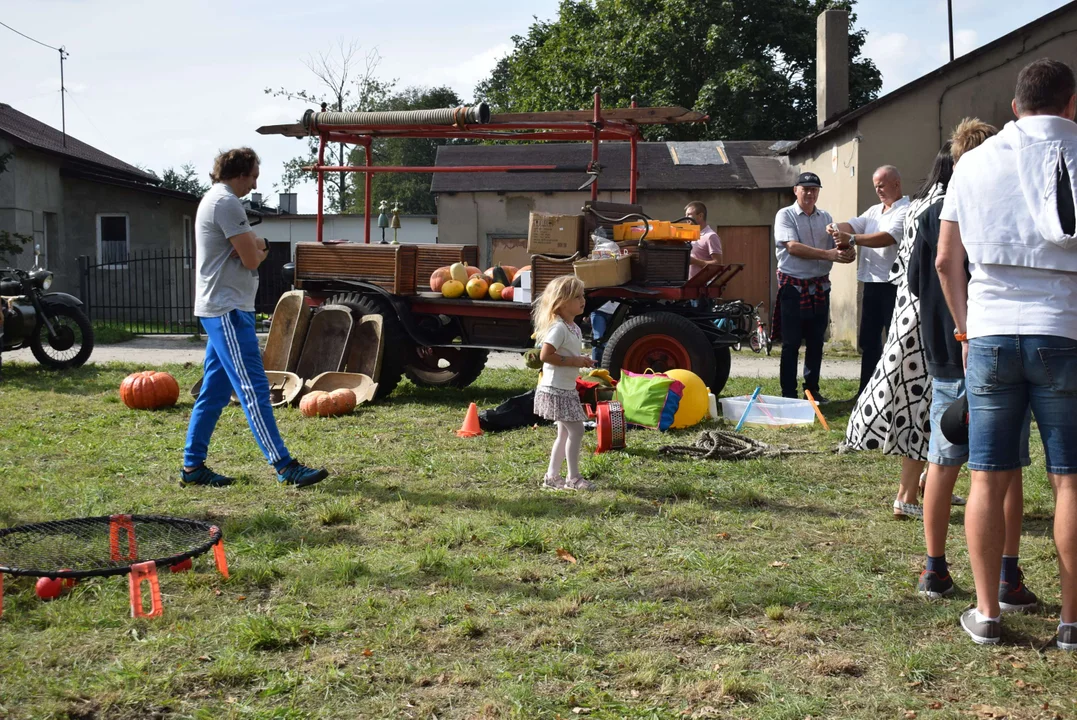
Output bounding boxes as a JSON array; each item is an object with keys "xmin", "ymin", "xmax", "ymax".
[
  {"xmin": 937, "ymin": 58, "xmax": 1077, "ymax": 649},
  {"xmin": 828, "ymin": 166, "xmax": 910, "ymax": 394}
]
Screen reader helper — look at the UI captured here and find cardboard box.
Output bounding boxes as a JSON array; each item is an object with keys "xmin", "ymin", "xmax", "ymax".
[
  {"xmin": 573, "ymin": 255, "xmax": 632, "ymax": 289},
  {"xmin": 512, "ymin": 287, "xmax": 532, "ymax": 304},
  {"xmin": 527, "ymin": 212, "xmax": 583, "ymax": 255}
]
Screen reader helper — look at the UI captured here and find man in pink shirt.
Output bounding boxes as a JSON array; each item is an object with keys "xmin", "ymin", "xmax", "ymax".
[{"xmin": 685, "ymin": 201, "xmax": 723, "ymax": 278}]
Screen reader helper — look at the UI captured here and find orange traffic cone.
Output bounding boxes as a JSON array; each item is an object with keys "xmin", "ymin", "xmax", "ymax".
[{"xmin": 456, "ymin": 402, "xmax": 483, "ymax": 438}]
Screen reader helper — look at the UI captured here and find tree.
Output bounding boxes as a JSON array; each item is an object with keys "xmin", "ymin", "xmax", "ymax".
[
  {"xmin": 158, "ymin": 163, "xmax": 209, "ymax": 197},
  {"xmin": 267, "ymin": 42, "xmax": 395, "ymax": 213},
  {"xmin": 475, "ymin": 0, "xmax": 882, "ymax": 141},
  {"xmin": 0, "ymin": 151, "xmax": 32, "ymax": 265},
  {"xmin": 347, "ymin": 86, "xmax": 471, "ymax": 216}
]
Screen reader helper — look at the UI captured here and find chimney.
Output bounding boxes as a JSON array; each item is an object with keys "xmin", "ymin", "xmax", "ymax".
[
  {"xmin": 816, "ymin": 9, "xmax": 849, "ymax": 129},
  {"xmin": 251, "ymin": 192, "xmax": 263, "ymax": 206},
  {"xmin": 278, "ymin": 192, "xmax": 297, "ymax": 214}
]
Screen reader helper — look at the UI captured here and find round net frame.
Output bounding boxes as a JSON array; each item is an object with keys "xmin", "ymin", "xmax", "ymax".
[{"xmin": 0, "ymin": 514, "xmax": 222, "ymax": 580}]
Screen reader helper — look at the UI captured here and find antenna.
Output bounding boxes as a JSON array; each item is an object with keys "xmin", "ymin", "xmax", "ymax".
[
  {"xmin": 60, "ymin": 47, "xmax": 69, "ymax": 147},
  {"xmin": 947, "ymin": 0, "xmax": 955, "ymax": 62}
]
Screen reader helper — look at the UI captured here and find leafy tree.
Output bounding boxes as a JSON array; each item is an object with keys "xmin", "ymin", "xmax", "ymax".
[
  {"xmin": 158, "ymin": 163, "xmax": 209, "ymax": 197},
  {"xmin": 475, "ymin": 0, "xmax": 882, "ymax": 141},
  {"xmin": 267, "ymin": 42, "xmax": 395, "ymax": 213},
  {"xmin": 0, "ymin": 151, "xmax": 32, "ymax": 264},
  {"xmin": 347, "ymin": 86, "xmax": 472, "ymax": 216}
]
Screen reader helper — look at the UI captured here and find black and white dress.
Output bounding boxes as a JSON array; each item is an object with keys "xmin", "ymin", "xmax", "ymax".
[{"xmin": 843, "ymin": 188, "xmax": 940, "ymax": 459}]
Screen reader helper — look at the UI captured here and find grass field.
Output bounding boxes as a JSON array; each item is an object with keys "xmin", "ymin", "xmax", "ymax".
[{"xmin": 0, "ymin": 362, "xmax": 1073, "ymax": 719}]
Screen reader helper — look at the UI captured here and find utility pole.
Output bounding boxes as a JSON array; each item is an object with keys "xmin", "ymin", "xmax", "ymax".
[
  {"xmin": 59, "ymin": 47, "xmax": 69, "ymax": 147},
  {"xmin": 947, "ymin": 0, "xmax": 955, "ymax": 62}
]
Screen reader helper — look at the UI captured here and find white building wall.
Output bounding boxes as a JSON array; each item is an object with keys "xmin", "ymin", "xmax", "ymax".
[{"xmin": 258, "ymin": 214, "xmax": 439, "ymax": 255}]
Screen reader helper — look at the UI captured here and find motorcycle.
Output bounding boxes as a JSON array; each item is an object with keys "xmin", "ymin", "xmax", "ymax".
[{"xmin": 1, "ymin": 246, "xmax": 94, "ymax": 369}]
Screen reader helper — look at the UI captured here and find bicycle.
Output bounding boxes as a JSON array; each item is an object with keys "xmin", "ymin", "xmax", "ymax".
[{"xmin": 747, "ymin": 302, "xmax": 772, "ymax": 356}]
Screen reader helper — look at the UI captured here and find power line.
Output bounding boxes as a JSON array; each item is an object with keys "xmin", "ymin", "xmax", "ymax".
[{"xmin": 0, "ymin": 19, "xmax": 62, "ymax": 52}]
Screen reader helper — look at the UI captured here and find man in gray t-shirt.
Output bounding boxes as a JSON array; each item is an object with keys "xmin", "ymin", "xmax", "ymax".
[{"xmin": 182, "ymin": 147, "xmax": 327, "ymax": 489}]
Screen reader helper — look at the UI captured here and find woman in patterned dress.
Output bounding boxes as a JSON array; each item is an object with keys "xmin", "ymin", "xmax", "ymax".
[{"xmin": 842, "ymin": 159, "xmax": 951, "ymax": 518}]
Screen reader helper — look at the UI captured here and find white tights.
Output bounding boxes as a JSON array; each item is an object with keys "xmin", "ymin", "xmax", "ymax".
[{"xmin": 547, "ymin": 421, "xmax": 584, "ymax": 481}]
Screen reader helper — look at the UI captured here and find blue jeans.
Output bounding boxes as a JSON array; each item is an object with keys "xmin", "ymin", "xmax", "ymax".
[
  {"xmin": 929, "ymin": 376, "xmax": 1030, "ymax": 467},
  {"xmin": 590, "ymin": 311, "xmax": 613, "ymax": 363},
  {"xmin": 967, "ymin": 335, "xmax": 1077, "ymax": 474}
]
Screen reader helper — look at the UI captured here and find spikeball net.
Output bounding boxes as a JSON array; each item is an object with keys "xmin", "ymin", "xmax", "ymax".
[{"xmin": 0, "ymin": 514, "xmax": 228, "ymax": 619}]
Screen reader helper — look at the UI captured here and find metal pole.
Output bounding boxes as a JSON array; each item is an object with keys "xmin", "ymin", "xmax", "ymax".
[
  {"xmin": 947, "ymin": 0, "xmax": 955, "ymax": 62},
  {"xmin": 629, "ymin": 95, "xmax": 638, "ymax": 205},
  {"xmin": 59, "ymin": 47, "xmax": 68, "ymax": 147},
  {"xmin": 363, "ymin": 139, "xmax": 372, "ymax": 244},
  {"xmin": 590, "ymin": 87, "xmax": 601, "ymax": 202},
  {"xmin": 316, "ymin": 134, "xmax": 326, "ymax": 243}
]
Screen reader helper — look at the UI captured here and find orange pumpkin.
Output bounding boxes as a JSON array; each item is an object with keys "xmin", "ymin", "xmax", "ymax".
[
  {"xmin": 120, "ymin": 371, "xmax": 180, "ymax": 410},
  {"xmin": 299, "ymin": 388, "xmax": 357, "ymax": 417},
  {"xmin": 501, "ymin": 265, "xmax": 518, "ymax": 282},
  {"xmin": 466, "ymin": 265, "xmax": 483, "ymax": 278},
  {"xmin": 430, "ymin": 267, "xmax": 451, "ymax": 293}
]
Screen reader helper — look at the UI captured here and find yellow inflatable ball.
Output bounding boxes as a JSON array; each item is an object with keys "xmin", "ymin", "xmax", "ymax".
[{"xmin": 666, "ymin": 368, "xmax": 709, "ymax": 428}]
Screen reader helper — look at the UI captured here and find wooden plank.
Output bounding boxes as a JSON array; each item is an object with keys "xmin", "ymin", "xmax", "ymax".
[{"xmin": 490, "ymin": 107, "xmax": 705, "ymax": 125}]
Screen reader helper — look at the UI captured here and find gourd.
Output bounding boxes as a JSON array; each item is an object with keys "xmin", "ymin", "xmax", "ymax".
[
  {"xmin": 299, "ymin": 388, "xmax": 357, "ymax": 417},
  {"xmin": 120, "ymin": 371, "xmax": 180, "ymax": 410}
]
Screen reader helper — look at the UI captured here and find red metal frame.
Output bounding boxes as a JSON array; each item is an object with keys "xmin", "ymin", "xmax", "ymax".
[{"xmin": 304, "ymin": 89, "xmax": 645, "ymax": 244}]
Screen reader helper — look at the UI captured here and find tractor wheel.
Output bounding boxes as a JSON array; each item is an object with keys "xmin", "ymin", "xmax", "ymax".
[
  {"xmin": 601, "ymin": 311, "xmax": 717, "ymax": 388},
  {"xmin": 712, "ymin": 346, "xmax": 732, "ymax": 395},
  {"xmin": 326, "ymin": 293, "xmax": 408, "ymax": 400},
  {"xmin": 404, "ymin": 346, "xmax": 489, "ymax": 389}
]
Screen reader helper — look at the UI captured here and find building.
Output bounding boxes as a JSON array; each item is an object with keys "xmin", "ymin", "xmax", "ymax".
[
  {"xmin": 433, "ymin": 141, "xmax": 798, "ymax": 317},
  {"xmin": 791, "ymin": 3, "xmax": 1077, "ymax": 342},
  {"xmin": 0, "ymin": 103, "xmax": 199, "ymax": 296},
  {"xmin": 257, "ymin": 208, "xmax": 439, "ymax": 253}
]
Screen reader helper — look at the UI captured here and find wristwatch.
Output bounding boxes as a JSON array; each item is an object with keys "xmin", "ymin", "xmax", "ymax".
[
  {"xmin": 953, "ymin": 329, "xmax": 968, "ymax": 342},
  {"xmin": 848, "ymin": 234, "xmax": 857, "ymax": 248}
]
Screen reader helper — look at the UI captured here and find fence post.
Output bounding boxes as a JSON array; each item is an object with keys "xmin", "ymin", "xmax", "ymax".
[{"xmin": 77, "ymin": 256, "xmax": 90, "ymax": 318}]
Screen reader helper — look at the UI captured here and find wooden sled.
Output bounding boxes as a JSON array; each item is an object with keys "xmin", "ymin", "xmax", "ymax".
[
  {"xmin": 188, "ymin": 370, "xmax": 302, "ymax": 409},
  {"xmin": 294, "ymin": 305, "xmax": 353, "ymax": 380},
  {"xmin": 343, "ymin": 313, "xmax": 385, "ymax": 383},
  {"xmin": 263, "ymin": 290, "xmax": 310, "ymax": 373},
  {"xmin": 303, "ymin": 371, "xmax": 378, "ymax": 406}
]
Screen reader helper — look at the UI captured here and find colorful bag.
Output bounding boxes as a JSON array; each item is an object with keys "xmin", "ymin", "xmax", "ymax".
[{"xmin": 614, "ymin": 370, "xmax": 684, "ymax": 430}]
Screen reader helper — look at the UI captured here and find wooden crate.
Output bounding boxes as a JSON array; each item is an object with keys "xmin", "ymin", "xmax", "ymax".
[
  {"xmin": 294, "ymin": 242, "xmax": 418, "ymax": 295},
  {"xmin": 635, "ymin": 240, "xmax": 691, "ymax": 285},
  {"xmin": 531, "ymin": 253, "xmax": 579, "ymax": 295},
  {"xmin": 414, "ymin": 244, "xmax": 478, "ymax": 287}
]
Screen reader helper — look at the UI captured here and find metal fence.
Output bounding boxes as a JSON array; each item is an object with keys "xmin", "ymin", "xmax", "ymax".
[{"xmin": 78, "ymin": 249, "xmax": 291, "ymax": 335}]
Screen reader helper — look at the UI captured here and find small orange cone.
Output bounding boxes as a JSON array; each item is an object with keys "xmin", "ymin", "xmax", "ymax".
[{"xmin": 456, "ymin": 402, "xmax": 483, "ymax": 437}]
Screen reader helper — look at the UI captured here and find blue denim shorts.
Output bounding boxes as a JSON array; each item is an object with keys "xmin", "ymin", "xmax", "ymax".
[
  {"xmin": 929, "ymin": 376, "xmax": 1030, "ymax": 467},
  {"xmin": 967, "ymin": 335, "xmax": 1077, "ymax": 474}
]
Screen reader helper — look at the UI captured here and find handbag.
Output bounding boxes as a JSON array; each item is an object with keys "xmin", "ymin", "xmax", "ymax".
[{"xmin": 614, "ymin": 369, "xmax": 684, "ymax": 431}]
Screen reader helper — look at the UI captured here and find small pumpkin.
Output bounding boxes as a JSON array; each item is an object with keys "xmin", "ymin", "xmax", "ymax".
[
  {"xmin": 501, "ymin": 286, "xmax": 515, "ymax": 301},
  {"xmin": 120, "ymin": 370, "xmax": 180, "ymax": 410},
  {"xmin": 430, "ymin": 267, "xmax": 452, "ymax": 292},
  {"xmin": 299, "ymin": 388, "xmax": 357, "ymax": 417}
]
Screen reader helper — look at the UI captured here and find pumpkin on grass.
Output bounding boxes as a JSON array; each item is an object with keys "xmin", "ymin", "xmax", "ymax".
[
  {"xmin": 299, "ymin": 388, "xmax": 357, "ymax": 417},
  {"xmin": 120, "ymin": 371, "xmax": 180, "ymax": 410}
]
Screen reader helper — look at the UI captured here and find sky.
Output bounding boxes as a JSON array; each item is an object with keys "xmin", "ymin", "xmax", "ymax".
[{"xmin": 1, "ymin": 0, "xmax": 1072, "ymax": 214}]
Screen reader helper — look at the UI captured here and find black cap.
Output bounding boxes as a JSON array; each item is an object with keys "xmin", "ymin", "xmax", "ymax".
[
  {"xmin": 940, "ymin": 393, "xmax": 969, "ymax": 445},
  {"xmin": 795, "ymin": 172, "xmax": 822, "ymax": 188}
]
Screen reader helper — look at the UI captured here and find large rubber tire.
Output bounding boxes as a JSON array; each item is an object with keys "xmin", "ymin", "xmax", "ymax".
[
  {"xmin": 602, "ymin": 311, "xmax": 717, "ymax": 388},
  {"xmin": 712, "ymin": 347, "xmax": 731, "ymax": 395},
  {"xmin": 327, "ymin": 293, "xmax": 407, "ymax": 400},
  {"xmin": 404, "ymin": 346, "xmax": 489, "ymax": 389},
  {"xmin": 30, "ymin": 305, "xmax": 94, "ymax": 369}
]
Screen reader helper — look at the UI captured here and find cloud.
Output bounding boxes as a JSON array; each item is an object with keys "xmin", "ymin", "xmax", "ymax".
[
  {"xmin": 863, "ymin": 32, "xmax": 924, "ymax": 91},
  {"xmin": 418, "ymin": 42, "xmax": 513, "ymax": 100}
]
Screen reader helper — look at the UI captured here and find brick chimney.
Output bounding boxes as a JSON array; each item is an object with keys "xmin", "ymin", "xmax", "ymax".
[{"xmin": 816, "ymin": 9, "xmax": 850, "ymax": 129}]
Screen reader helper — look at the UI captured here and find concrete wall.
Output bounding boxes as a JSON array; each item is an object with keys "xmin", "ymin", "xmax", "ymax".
[
  {"xmin": 259, "ymin": 214, "xmax": 439, "ymax": 255},
  {"xmin": 0, "ymin": 141, "xmax": 63, "ymax": 273},
  {"xmin": 436, "ymin": 188, "xmax": 788, "ymax": 268}
]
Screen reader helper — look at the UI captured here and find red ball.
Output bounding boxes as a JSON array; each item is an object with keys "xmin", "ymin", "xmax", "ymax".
[
  {"xmin": 170, "ymin": 558, "xmax": 192, "ymax": 573},
  {"xmin": 59, "ymin": 569, "xmax": 77, "ymax": 590},
  {"xmin": 35, "ymin": 576, "xmax": 63, "ymax": 600}
]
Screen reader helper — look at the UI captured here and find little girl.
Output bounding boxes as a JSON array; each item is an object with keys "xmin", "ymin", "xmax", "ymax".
[{"xmin": 532, "ymin": 275, "xmax": 595, "ymax": 490}]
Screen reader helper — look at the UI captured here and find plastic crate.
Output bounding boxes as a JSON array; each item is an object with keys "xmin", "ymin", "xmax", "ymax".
[{"xmin": 719, "ymin": 395, "xmax": 816, "ymax": 427}]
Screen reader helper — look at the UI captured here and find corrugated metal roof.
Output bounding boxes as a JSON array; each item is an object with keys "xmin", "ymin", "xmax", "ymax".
[
  {"xmin": 431, "ymin": 141, "xmax": 791, "ymax": 193},
  {"xmin": 0, "ymin": 103, "xmax": 156, "ymax": 182}
]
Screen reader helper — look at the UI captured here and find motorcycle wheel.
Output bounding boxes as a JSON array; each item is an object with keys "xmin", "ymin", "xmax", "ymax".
[{"xmin": 30, "ymin": 305, "xmax": 95, "ymax": 369}]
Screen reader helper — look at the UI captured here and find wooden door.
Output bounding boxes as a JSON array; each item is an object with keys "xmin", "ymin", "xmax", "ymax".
[{"xmin": 714, "ymin": 226, "xmax": 773, "ymax": 322}]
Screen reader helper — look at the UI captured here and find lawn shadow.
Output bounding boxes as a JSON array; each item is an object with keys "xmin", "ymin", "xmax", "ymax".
[{"xmin": 0, "ymin": 363, "xmax": 113, "ymax": 396}]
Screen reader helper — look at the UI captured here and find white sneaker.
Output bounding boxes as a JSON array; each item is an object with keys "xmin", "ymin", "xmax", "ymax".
[{"xmin": 893, "ymin": 499, "xmax": 923, "ymax": 520}]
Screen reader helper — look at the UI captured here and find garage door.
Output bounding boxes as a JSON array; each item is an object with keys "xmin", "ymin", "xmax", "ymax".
[{"xmin": 714, "ymin": 225, "xmax": 773, "ymax": 322}]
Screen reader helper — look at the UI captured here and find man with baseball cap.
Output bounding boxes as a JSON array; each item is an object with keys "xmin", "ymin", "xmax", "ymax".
[{"xmin": 772, "ymin": 172, "xmax": 855, "ymax": 401}]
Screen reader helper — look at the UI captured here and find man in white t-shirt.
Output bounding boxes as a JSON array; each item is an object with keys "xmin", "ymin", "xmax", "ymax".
[
  {"xmin": 828, "ymin": 166, "xmax": 909, "ymax": 393},
  {"xmin": 937, "ymin": 58, "xmax": 1077, "ymax": 650}
]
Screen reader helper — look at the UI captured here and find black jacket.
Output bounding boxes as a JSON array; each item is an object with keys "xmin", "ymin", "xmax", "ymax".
[{"xmin": 908, "ymin": 195, "xmax": 966, "ymax": 380}]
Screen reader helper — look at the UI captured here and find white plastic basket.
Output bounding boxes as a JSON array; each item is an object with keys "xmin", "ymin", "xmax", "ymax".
[{"xmin": 719, "ymin": 394, "xmax": 816, "ymax": 427}]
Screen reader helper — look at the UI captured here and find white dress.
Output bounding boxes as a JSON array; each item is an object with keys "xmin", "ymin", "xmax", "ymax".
[{"xmin": 842, "ymin": 187, "xmax": 940, "ymax": 459}]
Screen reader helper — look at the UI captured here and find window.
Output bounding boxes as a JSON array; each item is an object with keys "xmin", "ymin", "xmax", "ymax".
[
  {"xmin": 183, "ymin": 215, "xmax": 193, "ymax": 268},
  {"xmin": 96, "ymin": 214, "xmax": 129, "ymax": 268}
]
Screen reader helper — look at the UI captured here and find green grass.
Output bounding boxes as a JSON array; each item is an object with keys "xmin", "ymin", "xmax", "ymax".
[
  {"xmin": 90, "ymin": 322, "xmax": 137, "ymax": 345},
  {"xmin": 0, "ymin": 362, "xmax": 1072, "ymax": 719}
]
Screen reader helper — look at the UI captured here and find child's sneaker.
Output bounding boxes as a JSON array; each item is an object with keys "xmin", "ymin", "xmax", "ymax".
[
  {"xmin": 960, "ymin": 608, "xmax": 1001, "ymax": 645},
  {"xmin": 1057, "ymin": 624, "xmax": 1077, "ymax": 651},
  {"xmin": 564, "ymin": 477, "xmax": 595, "ymax": 491},
  {"xmin": 542, "ymin": 475, "xmax": 565, "ymax": 490},
  {"xmin": 277, "ymin": 460, "xmax": 328, "ymax": 488},
  {"xmin": 180, "ymin": 465, "xmax": 234, "ymax": 488},
  {"xmin": 917, "ymin": 570, "xmax": 956, "ymax": 599},
  {"xmin": 998, "ymin": 568, "xmax": 1039, "ymax": 612}
]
